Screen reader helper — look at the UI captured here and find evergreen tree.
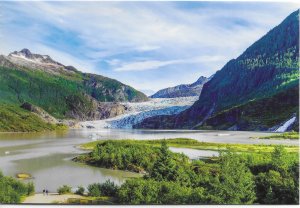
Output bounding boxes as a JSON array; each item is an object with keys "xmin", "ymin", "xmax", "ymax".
[
  {"xmin": 210, "ymin": 152, "xmax": 256, "ymax": 204},
  {"xmin": 149, "ymin": 140, "xmax": 178, "ymax": 181}
]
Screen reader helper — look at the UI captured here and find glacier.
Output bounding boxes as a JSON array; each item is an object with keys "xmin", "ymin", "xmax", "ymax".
[{"xmin": 79, "ymin": 96, "xmax": 198, "ymax": 129}]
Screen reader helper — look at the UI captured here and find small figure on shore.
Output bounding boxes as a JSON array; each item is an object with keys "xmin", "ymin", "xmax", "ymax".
[
  {"xmin": 43, "ymin": 189, "xmax": 45, "ymax": 196},
  {"xmin": 46, "ymin": 189, "xmax": 48, "ymax": 195}
]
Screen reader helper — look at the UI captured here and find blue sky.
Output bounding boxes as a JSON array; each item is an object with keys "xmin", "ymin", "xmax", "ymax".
[{"xmin": 0, "ymin": 1, "xmax": 299, "ymax": 95}]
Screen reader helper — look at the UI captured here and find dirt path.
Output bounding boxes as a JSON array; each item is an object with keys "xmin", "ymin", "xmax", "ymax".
[{"xmin": 23, "ymin": 193, "xmax": 83, "ymax": 204}]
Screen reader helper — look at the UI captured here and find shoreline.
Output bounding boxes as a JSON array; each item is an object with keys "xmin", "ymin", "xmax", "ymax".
[
  {"xmin": 72, "ymin": 138, "xmax": 299, "ymax": 177},
  {"xmin": 0, "ymin": 129, "xmax": 69, "ymax": 134},
  {"xmin": 77, "ymin": 138, "xmax": 300, "ymax": 152},
  {"xmin": 22, "ymin": 193, "xmax": 84, "ymax": 204},
  {"xmin": 1, "ymin": 127, "xmax": 294, "ymax": 134}
]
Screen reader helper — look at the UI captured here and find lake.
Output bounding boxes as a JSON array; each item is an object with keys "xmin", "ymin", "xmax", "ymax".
[{"xmin": 0, "ymin": 129, "xmax": 297, "ymax": 192}]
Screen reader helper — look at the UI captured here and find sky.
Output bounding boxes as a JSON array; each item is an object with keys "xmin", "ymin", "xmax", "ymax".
[{"xmin": 0, "ymin": 1, "xmax": 299, "ymax": 95}]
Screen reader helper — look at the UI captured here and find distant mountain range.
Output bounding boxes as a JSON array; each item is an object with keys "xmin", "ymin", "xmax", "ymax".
[
  {"xmin": 150, "ymin": 76, "xmax": 208, "ymax": 98},
  {"xmin": 135, "ymin": 10, "xmax": 299, "ymax": 131},
  {"xmin": 0, "ymin": 49, "xmax": 148, "ymax": 131}
]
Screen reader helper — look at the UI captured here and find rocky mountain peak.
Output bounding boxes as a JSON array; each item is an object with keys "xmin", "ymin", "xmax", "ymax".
[
  {"xmin": 20, "ymin": 48, "xmax": 32, "ymax": 57},
  {"xmin": 150, "ymin": 76, "xmax": 208, "ymax": 98},
  {"xmin": 8, "ymin": 48, "xmax": 63, "ymax": 66},
  {"xmin": 10, "ymin": 48, "xmax": 33, "ymax": 58},
  {"xmin": 190, "ymin": 76, "xmax": 207, "ymax": 87}
]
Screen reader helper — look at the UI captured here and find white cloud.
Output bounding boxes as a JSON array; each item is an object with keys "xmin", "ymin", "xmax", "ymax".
[
  {"xmin": 0, "ymin": 1, "xmax": 299, "ymax": 91},
  {"xmin": 135, "ymin": 45, "xmax": 161, "ymax": 52},
  {"xmin": 114, "ymin": 55, "xmax": 227, "ymax": 72},
  {"xmin": 106, "ymin": 59, "xmax": 122, "ymax": 67},
  {"xmin": 34, "ymin": 45, "xmax": 97, "ymax": 73},
  {"xmin": 2, "ymin": 2, "xmax": 298, "ymax": 61},
  {"xmin": 114, "ymin": 60, "xmax": 180, "ymax": 72}
]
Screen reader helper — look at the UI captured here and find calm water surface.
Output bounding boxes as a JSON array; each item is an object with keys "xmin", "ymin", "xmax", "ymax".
[{"xmin": 0, "ymin": 129, "xmax": 297, "ymax": 192}]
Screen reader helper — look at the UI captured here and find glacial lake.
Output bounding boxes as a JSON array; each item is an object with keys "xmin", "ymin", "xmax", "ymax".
[{"xmin": 0, "ymin": 129, "xmax": 297, "ymax": 192}]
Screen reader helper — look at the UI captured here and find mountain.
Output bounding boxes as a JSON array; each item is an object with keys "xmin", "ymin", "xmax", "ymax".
[
  {"xmin": 9, "ymin": 48, "xmax": 64, "ymax": 67},
  {"xmin": 0, "ymin": 49, "xmax": 148, "ymax": 130},
  {"xmin": 150, "ymin": 76, "xmax": 208, "ymax": 98},
  {"xmin": 135, "ymin": 10, "xmax": 299, "ymax": 131}
]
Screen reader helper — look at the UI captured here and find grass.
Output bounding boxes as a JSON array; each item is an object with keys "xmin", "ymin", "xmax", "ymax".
[
  {"xmin": 79, "ymin": 138, "xmax": 299, "ymax": 153},
  {"xmin": 257, "ymin": 132, "xmax": 299, "ymax": 140},
  {"xmin": 67, "ymin": 196, "xmax": 115, "ymax": 205},
  {"xmin": 0, "ymin": 104, "xmax": 68, "ymax": 132}
]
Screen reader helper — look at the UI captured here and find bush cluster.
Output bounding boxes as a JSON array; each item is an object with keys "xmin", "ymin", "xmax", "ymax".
[
  {"xmin": 87, "ymin": 180, "xmax": 118, "ymax": 197},
  {"xmin": 0, "ymin": 172, "xmax": 35, "ymax": 203},
  {"xmin": 57, "ymin": 185, "xmax": 72, "ymax": 195},
  {"xmin": 69, "ymin": 141, "xmax": 300, "ymax": 204},
  {"xmin": 116, "ymin": 144, "xmax": 299, "ymax": 204}
]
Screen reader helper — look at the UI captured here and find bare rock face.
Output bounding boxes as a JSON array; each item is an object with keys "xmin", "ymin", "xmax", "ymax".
[
  {"xmin": 6, "ymin": 48, "xmax": 76, "ymax": 75},
  {"xmin": 20, "ymin": 102, "xmax": 59, "ymax": 124},
  {"xmin": 66, "ymin": 102, "xmax": 126, "ymax": 121},
  {"xmin": 98, "ymin": 102, "xmax": 127, "ymax": 119},
  {"xmin": 64, "ymin": 93, "xmax": 126, "ymax": 121},
  {"xmin": 0, "ymin": 55, "xmax": 17, "ymax": 68},
  {"xmin": 21, "ymin": 100, "xmax": 126, "ymax": 127},
  {"xmin": 9, "ymin": 48, "xmax": 63, "ymax": 66}
]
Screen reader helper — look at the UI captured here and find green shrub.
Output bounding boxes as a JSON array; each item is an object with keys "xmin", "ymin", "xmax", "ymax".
[
  {"xmin": 86, "ymin": 140, "xmax": 189, "ymax": 174},
  {"xmin": 27, "ymin": 182, "xmax": 35, "ymax": 196},
  {"xmin": 57, "ymin": 185, "xmax": 72, "ymax": 195},
  {"xmin": 100, "ymin": 180, "xmax": 119, "ymax": 197},
  {"xmin": 75, "ymin": 186, "xmax": 85, "ymax": 195},
  {"xmin": 87, "ymin": 180, "xmax": 119, "ymax": 197},
  {"xmin": 87, "ymin": 183, "xmax": 101, "ymax": 197},
  {"xmin": 117, "ymin": 179, "xmax": 205, "ymax": 204},
  {"xmin": 0, "ymin": 171, "xmax": 34, "ymax": 203}
]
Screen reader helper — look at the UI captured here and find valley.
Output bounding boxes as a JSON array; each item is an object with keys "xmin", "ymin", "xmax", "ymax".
[{"xmin": 0, "ymin": 3, "xmax": 299, "ymax": 205}]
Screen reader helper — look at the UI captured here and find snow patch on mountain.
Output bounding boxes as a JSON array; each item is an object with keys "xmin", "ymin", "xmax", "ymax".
[{"xmin": 5, "ymin": 49, "xmax": 76, "ymax": 75}]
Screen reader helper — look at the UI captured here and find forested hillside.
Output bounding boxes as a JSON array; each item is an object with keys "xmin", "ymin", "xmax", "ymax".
[
  {"xmin": 136, "ymin": 10, "xmax": 299, "ymax": 131},
  {"xmin": 0, "ymin": 50, "xmax": 147, "ymax": 124}
]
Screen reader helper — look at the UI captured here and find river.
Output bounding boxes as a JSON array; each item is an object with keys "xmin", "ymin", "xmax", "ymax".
[{"xmin": 0, "ymin": 129, "xmax": 297, "ymax": 192}]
